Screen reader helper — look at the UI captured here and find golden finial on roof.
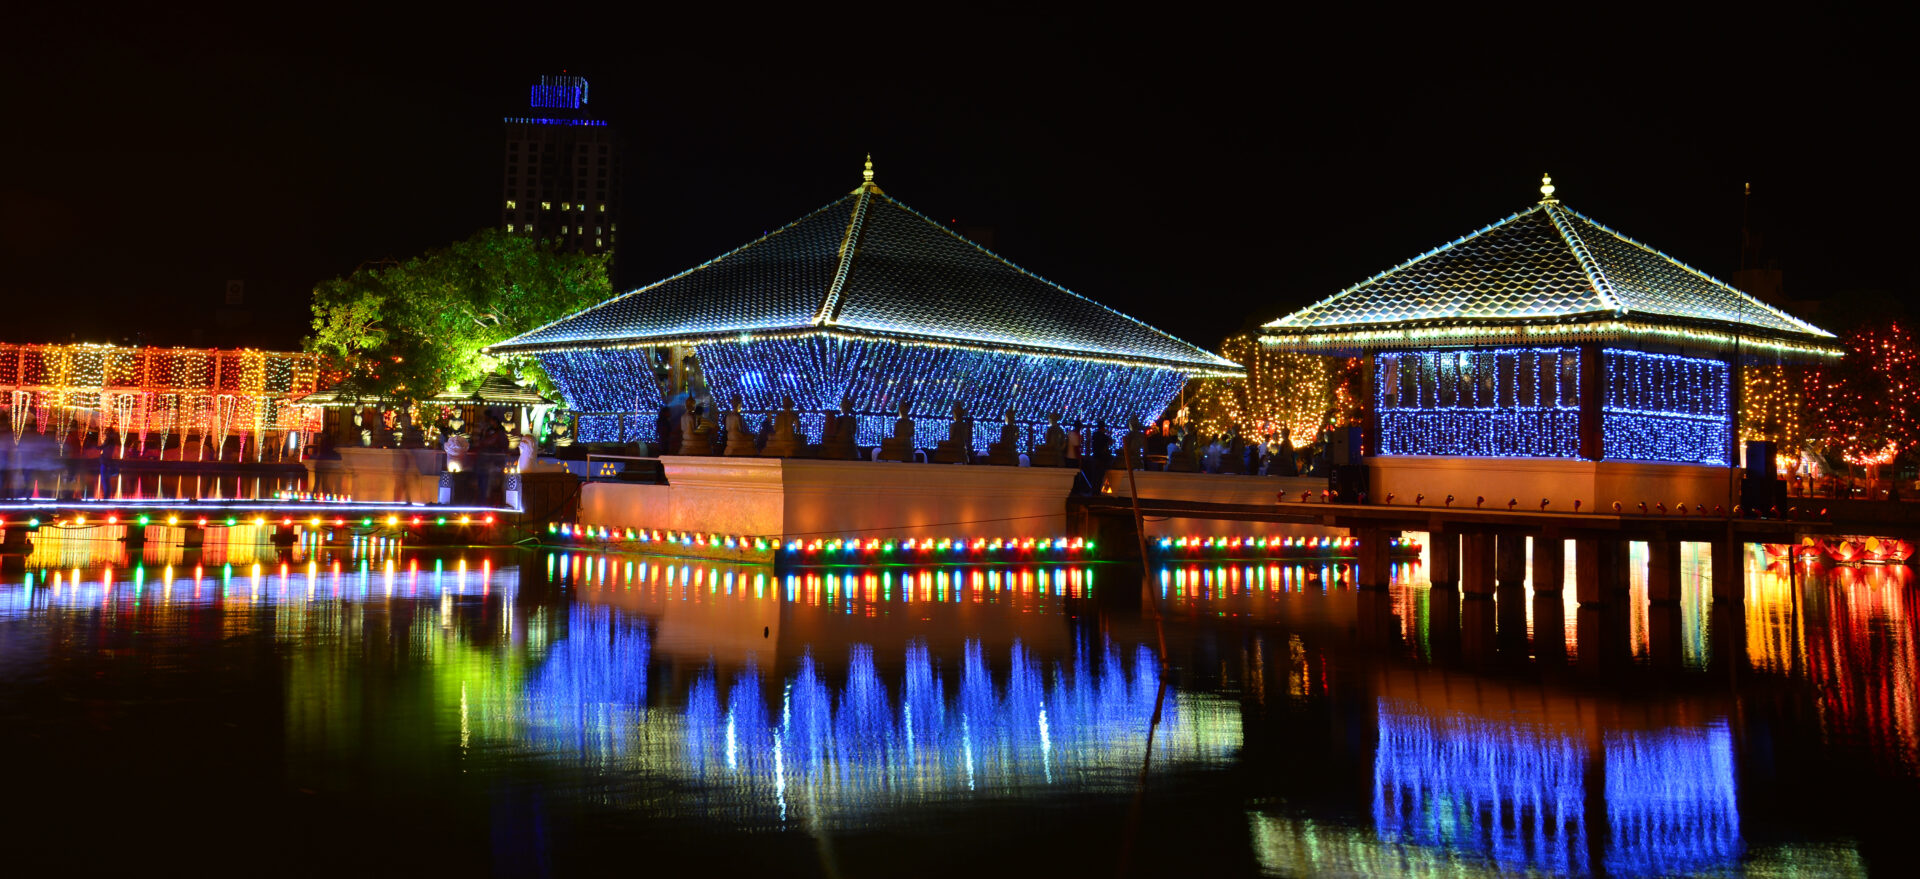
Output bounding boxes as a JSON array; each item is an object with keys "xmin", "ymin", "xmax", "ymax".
[
  {"xmin": 863, "ymin": 154, "xmax": 874, "ymax": 186},
  {"xmin": 1539, "ymin": 172, "xmax": 1558, "ymax": 203}
]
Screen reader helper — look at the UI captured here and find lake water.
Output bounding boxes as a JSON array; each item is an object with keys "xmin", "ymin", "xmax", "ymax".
[{"xmin": 0, "ymin": 534, "xmax": 1909, "ymax": 876}]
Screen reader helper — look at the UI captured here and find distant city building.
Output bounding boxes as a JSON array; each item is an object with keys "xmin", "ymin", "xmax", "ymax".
[{"xmin": 502, "ymin": 74, "xmax": 617, "ymax": 257}]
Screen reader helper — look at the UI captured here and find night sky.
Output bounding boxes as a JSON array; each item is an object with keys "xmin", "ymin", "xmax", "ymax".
[{"xmin": 3, "ymin": 8, "xmax": 1906, "ymax": 353}]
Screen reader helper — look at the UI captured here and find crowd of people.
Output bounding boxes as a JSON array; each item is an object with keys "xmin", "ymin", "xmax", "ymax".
[{"xmin": 650, "ymin": 396, "xmax": 1337, "ymax": 492}]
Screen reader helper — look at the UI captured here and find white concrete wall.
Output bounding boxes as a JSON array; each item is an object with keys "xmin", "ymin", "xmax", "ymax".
[{"xmin": 1366, "ymin": 456, "xmax": 1741, "ymax": 513}]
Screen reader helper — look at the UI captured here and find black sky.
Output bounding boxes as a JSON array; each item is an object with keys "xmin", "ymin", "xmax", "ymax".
[{"xmin": 2, "ymin": 6, "xmax": 1909, "ymax": 352}]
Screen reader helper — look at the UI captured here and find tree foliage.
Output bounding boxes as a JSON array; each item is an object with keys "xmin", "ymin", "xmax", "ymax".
[
  {"xmin": 1811, "ymin": 320, "xmax": 1920, "ymax": 462},
  {"xmin": 307, "ymin": 229, "xmax": 610, "ymax": 402},
  {"xmin": 1182, "ymin": 333, "xmax": 1348, "ymax": 441}
]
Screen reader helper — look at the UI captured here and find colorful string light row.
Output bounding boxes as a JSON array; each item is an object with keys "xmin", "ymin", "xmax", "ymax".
[
  {"xmin": 542, "ymin": 524, "xmax": 1095, "ymax": 560},
  {"xmin": 1154, "ymin": 534, "xmax": 1420, "ymax": 557},
  {"xmin": 274, "ymin": 491, "xmax": 357, "ymax": 502},
  {"xmin": 782, "ymin": 535, "xmax": 1092, "ymax": 558},
  {"xmin": 3, "ymin": 512, "xmax": 493, "ymax": 530},
  {"xmin": 548, "ymin": 523, "xmax": 775, "ymax": 552}
]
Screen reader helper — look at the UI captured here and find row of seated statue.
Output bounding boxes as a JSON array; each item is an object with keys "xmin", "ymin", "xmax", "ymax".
[{"xmin": 676, "ymin": 397, "xmax": 1114, "ymax": 466}]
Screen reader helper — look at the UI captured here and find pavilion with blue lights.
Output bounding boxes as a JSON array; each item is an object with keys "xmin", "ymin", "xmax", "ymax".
[
  {"xmin": 1262, "ymin": 174, "xmax": 1840, "ymax": 471},
  {"xmin": 490, "ymin": 159, "xmax": 1242, "ymax": 448}
]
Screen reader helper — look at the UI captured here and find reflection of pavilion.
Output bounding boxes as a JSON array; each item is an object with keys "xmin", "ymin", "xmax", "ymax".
[
  {"xmin": 1371, "ymin": 689, "xmax": 1740, "ymax": 878},
  {"xmin": 521, "ymin": 558, "xmax": 1241, "ymax": 824}
]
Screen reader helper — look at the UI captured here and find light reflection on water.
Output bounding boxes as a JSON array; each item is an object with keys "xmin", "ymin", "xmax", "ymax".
[{"xmin": 1, "ymin": 538, "xmax": 1914, "ymax": 876}]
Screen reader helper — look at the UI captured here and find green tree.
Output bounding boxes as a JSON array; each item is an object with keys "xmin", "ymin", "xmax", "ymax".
[{"xmin": 307, "ymin": 229, "xmax": 610, "ymax": 401}]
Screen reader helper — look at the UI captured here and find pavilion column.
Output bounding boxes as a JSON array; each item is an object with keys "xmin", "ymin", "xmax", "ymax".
[
  {"xmin": 1578, "ymin": 343, "xmax": 1604, "ymax": 461},
  {"xmin": 1727, "ymin": 354, "xmax": 1744, "ymax": 470},
  {"xmin": 1361, "ymin": 353, "xmax": 1380, "ymax": 459}
]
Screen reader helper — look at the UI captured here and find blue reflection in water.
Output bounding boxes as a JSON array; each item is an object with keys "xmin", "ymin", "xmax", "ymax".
[
  {"xmin": 1606, "ymin": 722, "xmax": 1741, "ymax": 877},
  {"xmin": 728, "ymin": 657, "xmax": 774, "ymax": 775},
  {"xmin": 524, "ymin": 605, "xmax": 649, "ymax": 759},
  {"xmin": 1375, "ymin": 701, "xmax": 1742, "ymax": 877},
  {"xmin": 674, "ymin": 636, "xmax": 1177, "ymax": 810},
  {"xmin": 785, "ymin": 650, "xmax": 833, "ymax": 774},
  {"xmin": 1374, "ymin": 700, "xmax": 1588, "ymax": 876},
  {"xmin": 685, "ymin": 666, "xmax": 722, "ymax": 774}
]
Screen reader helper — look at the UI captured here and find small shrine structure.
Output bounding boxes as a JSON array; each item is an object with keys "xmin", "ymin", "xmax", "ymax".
[
  {"xmin": 1260, "ymin": 175, "xmax": 1841, "ymax": 508},
  {"xmin": 489, "ymin": 158, "xmax": 1241, "ymax": 448}
]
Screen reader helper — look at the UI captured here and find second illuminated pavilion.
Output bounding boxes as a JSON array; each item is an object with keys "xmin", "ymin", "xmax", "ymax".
[{"xmin": 1260, "ymin": 175, "xmax": 1839, "ymax": 467}]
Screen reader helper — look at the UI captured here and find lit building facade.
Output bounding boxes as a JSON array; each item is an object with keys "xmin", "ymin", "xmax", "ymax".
[
  {"xmin": 490, "ymin": 161, "xmax": 1242, "ymax": 446},
  {"xmin": 1261, "ymin": 176, "xmax": 1840, "ymax": 467},
  {"xmin": 502, "ymin": 74, "xmax": 617, "ymax": 256}
]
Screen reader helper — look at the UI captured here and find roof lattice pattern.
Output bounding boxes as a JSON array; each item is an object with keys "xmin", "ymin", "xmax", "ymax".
[
  {"xmin": 493, "ymin": 185, "xmax": 1237, "ymax": 373},
  {"xmin": 1263, "ymin": 200, "xmax": 1833, "ymax": 354}
]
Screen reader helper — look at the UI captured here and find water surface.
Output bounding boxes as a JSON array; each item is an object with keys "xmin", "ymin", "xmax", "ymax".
[{"xmin": 0, "ymin": 535, "xmax": 1909, "ymax": 876}]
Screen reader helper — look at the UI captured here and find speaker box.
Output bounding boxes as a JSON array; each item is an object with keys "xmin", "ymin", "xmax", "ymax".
[{"xmin": 1331, "ymin": 427, "xmax": 1364, "ymax": 466}]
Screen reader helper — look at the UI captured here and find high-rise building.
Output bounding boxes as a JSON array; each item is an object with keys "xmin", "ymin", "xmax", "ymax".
[{"xmin": 502, "ymin": 74, "xmax": 617, "ymax": 257}]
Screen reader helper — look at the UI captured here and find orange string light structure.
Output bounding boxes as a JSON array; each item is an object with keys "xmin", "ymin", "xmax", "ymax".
[
  {"xmin": 1184, "ymin": 333, "xmax": 1352, "ymax": 441},
  {"xmin": 0, "ymin": 343, "xmax": 323, "ymax": 459}
]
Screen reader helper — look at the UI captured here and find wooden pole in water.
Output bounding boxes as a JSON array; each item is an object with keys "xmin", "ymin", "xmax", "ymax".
[{"xmin": 1117, "ymin": 430, "xmax": 1168, "ymax": 878}]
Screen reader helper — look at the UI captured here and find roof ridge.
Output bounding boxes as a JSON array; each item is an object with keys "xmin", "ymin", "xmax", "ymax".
[
  {"xmin": 496, "ymin": 194, "xmax": 858, "ymax": 349},
  {"xmin": 866, "ymin": 193, "xmax": 1236, "ymax": 367},
  {"xmin": 1559, "ymin": 206, "xmax": 1835, "ymax": 339},
  {"xmin": 1543, "ymin": 202, "xmax": 1623, "ymax": 313},
  {"xmin": 813, "ymin": 189, "xmax": 870, "ymax": 325},
  {"xmin": 1262, "ymin": 206, "xmax": 1546, "ymax": 329}
]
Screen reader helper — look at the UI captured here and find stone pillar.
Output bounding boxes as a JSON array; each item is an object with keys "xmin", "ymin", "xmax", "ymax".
[
  {"xmin": 1533, "ymin": 532, "xmax": 1566, "ymax": 591},
  {"xmin": 1496, "ymin": 533, "xmax": 1527, "ymax": 589},
  {"xmin": 1533, "ymin": 593, "xmax": 1568, "ymax": 664},
  {"xmin": 1428, "ymin": 530, "xmax": 1459, "ymax": 590},
  {"xmin": 1429, "ymin": 585, "xmax": 1460, "ymax": 662},
  {"xmin": 1577, "ymin": 603, "xmax": 1631, "ymax": 675},
  {"xmin": 1575, "ymin": 537, "xmax": 1627, "ymax": 606},
  {"xmin": 1355, "ymin": 526, "xmax": 1392, "ymax": 591},
  {"xmin": 1648, "ymin": 603, "xmax": 1684, "ymax": 670},
  {"xmin": 1496, "ymin": 584, "xmax": 1529, "ymax": 655},
  {"xmin": 1711, "ymin": 536, "xmax": 1744, "ymax": 603},
  {"xmin": 1461, "ymin": 532, "xmax": 1495, "ymax": 597},
  {"xmin": 1355, "ymin": 587, "xmax": 1398, "ymax": 648},
  {"xmin": 1462, "ymin": 596, "xmax": 1495, "ymax": 662},
  {"xmin": 1647, "ymin": 539, "xmax": 1684, "ymax": 604}
]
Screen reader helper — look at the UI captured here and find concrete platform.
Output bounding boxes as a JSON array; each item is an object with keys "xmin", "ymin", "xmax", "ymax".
[
  {"xmin": 579, "ymin": 456, "xmax": 1080, "ymax": 542},
  {"xmin": 1102, "ymin": 469, "xmax": 1339, "ymax": 540}
]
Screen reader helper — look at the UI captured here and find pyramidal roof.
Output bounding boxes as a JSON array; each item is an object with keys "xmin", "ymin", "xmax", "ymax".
[
  {"xmin": 1262, "ymin": 179, "xmax": 1838, "ymax": 358},
  {"xmin": 491, "ymin": 167, "xmax": 1240, "ymax": 374}
]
